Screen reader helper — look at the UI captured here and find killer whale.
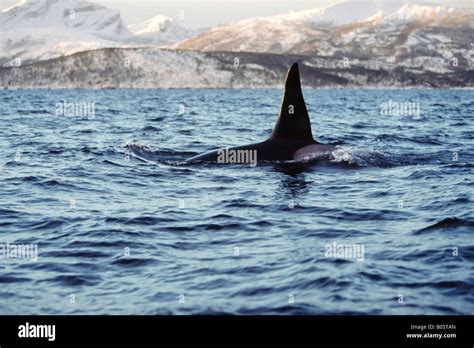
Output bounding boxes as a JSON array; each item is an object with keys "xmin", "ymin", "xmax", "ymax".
[{"xmin": 187, "ymin": 63, "xmax": 335, "ymax": 163}]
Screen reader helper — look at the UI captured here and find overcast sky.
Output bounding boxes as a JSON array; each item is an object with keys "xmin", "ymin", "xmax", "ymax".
[{"xmin": 1, "ymin": 0, "xmax": 473, "ymax": 28}]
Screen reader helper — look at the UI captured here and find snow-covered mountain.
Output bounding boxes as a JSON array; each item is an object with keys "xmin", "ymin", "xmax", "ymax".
[
  {"xmin": 1, "ymin": 0, "xmax": 472, "ymax": 87},
  {"xmin": 127, "ymin": 15, "xmax": 199, "ymax": 44},
  {"xmin": 0, "ymin": 0, "xmax": 135, "ymax": 65},
  {"xmin": 0, "ymin": 0, "xmax": 197, "ymax": 66},
  {"xmin": 171, "ymin": 0, "xmax": 474, "ymax": 59},
  {"xmin": 268, "ymin": 0, "xmax": 404, "ymax": 26},
  {"xmin": 128, "ymin": 15, "xmax": 186, "ymax": 38},
  {"xmin": 1, "ymin": 0, "xmax": 131, "ymax": 36}
]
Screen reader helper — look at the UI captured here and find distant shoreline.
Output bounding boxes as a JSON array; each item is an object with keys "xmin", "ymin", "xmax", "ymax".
[
  {"xmin": 1, "ymin": 48, "xmax": 473, "ymax": 89},
  {"xmin": 2, "ymin": 86, "xmax": 474, "ymax": 90}
]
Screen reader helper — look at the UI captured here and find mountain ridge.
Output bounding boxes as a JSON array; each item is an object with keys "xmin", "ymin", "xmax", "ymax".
[{"xmin": 1, "ymin": 0, "xmax": 472, "ymax": 88}]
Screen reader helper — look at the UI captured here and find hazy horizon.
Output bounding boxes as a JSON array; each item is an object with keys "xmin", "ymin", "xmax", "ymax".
[{"xmin": 1, "ymin": 0, "xmax": 473, "ymax": 29}]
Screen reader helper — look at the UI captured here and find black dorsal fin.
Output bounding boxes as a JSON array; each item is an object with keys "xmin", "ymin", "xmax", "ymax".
[{"xmin": 268, "ymin": 63, "xmax": 315, "ymax": 143}]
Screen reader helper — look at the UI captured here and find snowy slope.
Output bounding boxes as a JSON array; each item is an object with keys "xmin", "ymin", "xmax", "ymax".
[
  {"xmin": 272, "ymin": 0, "xmax": 403, "ymax": 25},
  {"xmin": 127, "ymin": 15, "xmax": 197, "ymax": 44},
  {"xmin": 0, "ymin": 0, "xmax": 131, "ymax": 36},
  {"xmin": 170, "ymin": 0, "xmax": 404, "ymax": 53},
  {"xmin": 0, "ymin": 0, "xmax": 135, "ymax": 65},
  {"xmin": 0, "ymin": 0, "xmax": 199, "ymax": 66},
  {"xmin": 383, "ymin": 3, "xmax": 473, "ymax": 26},
  {"xmin": 172, "ymin": 0, "xmax": 473, "ymax": 56}
]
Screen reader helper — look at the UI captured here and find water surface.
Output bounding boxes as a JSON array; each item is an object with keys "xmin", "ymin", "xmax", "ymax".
[{"xmin": 0, "ymin": 88, "xmax": 473, "ymax": 314}]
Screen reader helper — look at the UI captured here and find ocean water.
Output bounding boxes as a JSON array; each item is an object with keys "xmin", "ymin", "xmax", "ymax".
[{"xmin": 0, "ymin": 88, "xmax": 473, "ymax": 315}]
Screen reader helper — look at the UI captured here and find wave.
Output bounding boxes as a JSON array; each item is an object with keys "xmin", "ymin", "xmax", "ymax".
[
  {"xmin": 112, "ymin": 258, "xmax": 157, "ymax": 267},
  {"xmin": 413, "ymin": 217, "xmax": 474, "ymax": 235},
  {"xmin": 43, "ymin": 274, "xmax": 102, "ymax": 286}
]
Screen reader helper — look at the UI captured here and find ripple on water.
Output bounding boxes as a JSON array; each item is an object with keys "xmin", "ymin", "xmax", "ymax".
[
  {"xmin": 412, "ymin": 217, "xmax": 474, "ymax": 235},
  {"xmin": 1, "ymin": 88, "xmax": 473, "ymax": 315}
]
